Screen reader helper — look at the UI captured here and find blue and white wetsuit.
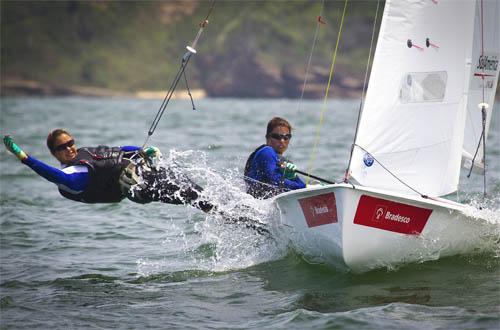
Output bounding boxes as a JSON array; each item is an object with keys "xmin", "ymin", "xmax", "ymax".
[
  {"xmin": 20, "ymin": 145, "xmax": 213, "ymax": 211},
  {"xmin": 22, "ymin": 146, "xmax": 140, "ymax": 195}
]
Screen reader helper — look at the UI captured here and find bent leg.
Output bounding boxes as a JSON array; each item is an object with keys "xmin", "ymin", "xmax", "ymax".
[{"xmin": 136, "ymin": 167, "xmax": 214, "ymax": 213}]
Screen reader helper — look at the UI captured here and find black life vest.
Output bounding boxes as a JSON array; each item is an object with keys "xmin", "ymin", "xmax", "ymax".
[
  {"xmin": 58, "ymin": 146, "xmax": 132, "ymax": 203},
  {"xmin": 244, "ymin": 145, "xmax": 267, "ymax": 179}
]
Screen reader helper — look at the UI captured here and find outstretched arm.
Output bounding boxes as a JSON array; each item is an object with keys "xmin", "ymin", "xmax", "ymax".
[
  {"xmin": 4, "ymin": 135, "xmax": 88, "ymax": 191},
  {"xmin": 120, "ymin": 146, "xmax": 141, "ymax": 152},
  {"xmin": 23, "ymin": 156, "xmax": 88, "ymax": 192},
  {"xmin": 3, "ymin": 135, "xmax": 27, "ymax": 161}
]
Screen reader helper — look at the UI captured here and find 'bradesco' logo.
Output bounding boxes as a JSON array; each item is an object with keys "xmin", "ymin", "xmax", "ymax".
[
  {"xmin": 372, "ymin": 206, "xmax": 386, "ymax": 222},
  {"xmin": 354, "ymin": 195, "xmax": 433, "ymax": 235},
  {"xmin": 372, "ymin": 206, "xmax": 411, "ymax": 224},
  {"xmin": 385, "ymin": 211, "xmax": 411, "ymax": 223}
]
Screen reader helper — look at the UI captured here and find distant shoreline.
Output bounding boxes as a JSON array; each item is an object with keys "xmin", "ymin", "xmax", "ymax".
[
  {"xmin": 0, "ymin": 79, "xmax": 206, "ymax": 99},
  {"xmin": 0, "ymin": 78, "xmax": 363, "ymax": 99},
  {"xmin": 2, "ymin": 78, "xmax": 499, "ymax": 100}
]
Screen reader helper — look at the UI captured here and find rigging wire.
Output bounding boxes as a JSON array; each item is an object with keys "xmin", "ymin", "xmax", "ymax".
[
  {"xmin": 183, "ymin": 69, "xmax": 196, "ymax": 110},
  {"xmin": 297, "ymin": 0, "xmax": 326, "ymax": 113},
  {"xmin": 345, "ymin": 1, "xmax": 490, "ymax": 199},
  {"xmin": 328, "ymin": 0, "xmax": 433, "ymax": 199},
  {"xmin": 304, "ymin": 0, "xmax": 349, "ymax": 185},
  {"xmin": 345, "ymin": 0, "xmax": 381, "ymax": 182},
  {"xmin": 142, "ymin": 1, "xmax": 216, "ymax": 148},
  {"xmin": 480, "ymin": 0, "xmax": 487, "ymax": 197},
  {"xmin": 353, "ymin": 144, "xmax": 427, "ymax": 198},
  {"xmin": 466, "ymin": 0, "xmax": 488, "ymax": 197}
]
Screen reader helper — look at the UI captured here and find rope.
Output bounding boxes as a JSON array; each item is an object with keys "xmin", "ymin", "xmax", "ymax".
[
  {"xmin": 143, "ymin": 53, "xmax": 194, "ymax": 148},
  {"xmin": 466, "ymin": 111, "xmax": 485, "ymax": 178},
  {"xmin": 345, "ymin": 0, "xmax": 381, "ymax": 181},
  {"xmin": 142, "ymin": 1, "xmax": 216, "ymax": 148},
  {"xmin": 305, "ymin": 0, "xmax": 349, "ymax": 185},
  {"xmin": 480, "ymin": 0, "xmax": 487, "ymax": 197},
  {"xmin": 353, "ymin": 144, "xmax": 427, "ymax": 198},
  {"xmin": 481, "ymin": 0, "xmax": 485, "ymax": 78},
  {"xmin": 297, "ymin": 0, "xmax": 326, "ymax": 113},
  {"xmin": 190, "ymin": 1, "xmax": 216, "ymax": 50},
  {"xmin": 466, "ymin": 0, "xmax": 487, "ymax": 196}
]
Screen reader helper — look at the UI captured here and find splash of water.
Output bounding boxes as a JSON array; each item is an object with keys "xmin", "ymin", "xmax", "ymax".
[
  {"xmin": 137, "ymin": 149, "xmax": 500, "ymax": 275},
  {"xmin": 461, "ymin": 191, "xmax": 500, "ymax": 257},
  {"xmin": 136, "ymin": 149, "xmax": 289, "ymax": 277}
]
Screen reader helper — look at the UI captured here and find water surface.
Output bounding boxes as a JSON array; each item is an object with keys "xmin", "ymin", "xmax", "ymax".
[{"xmin": 1, "ymin": 97, "xmax": 499, "ymax": 329}]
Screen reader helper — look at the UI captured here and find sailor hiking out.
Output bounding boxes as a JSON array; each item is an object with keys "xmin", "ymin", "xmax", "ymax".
[{"xmin": 3, "ymin": 129, "xmax": 214, "ymax": 212}]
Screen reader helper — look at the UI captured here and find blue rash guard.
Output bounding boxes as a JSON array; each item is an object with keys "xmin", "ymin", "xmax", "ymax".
[
  {"xmin": 21, "ymin": 146, "xmax": 140, "ymax": 194},
  {"xmin": 245, "ymin": 145, "xmax": 305, "ymax": 198}
]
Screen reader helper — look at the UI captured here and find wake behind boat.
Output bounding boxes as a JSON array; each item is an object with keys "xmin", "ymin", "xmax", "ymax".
[{"xmin": 274, "ymin": 0, "xmax": 500, "ymax": 272}]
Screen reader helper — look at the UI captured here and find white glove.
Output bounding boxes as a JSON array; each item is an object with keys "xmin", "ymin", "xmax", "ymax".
[{"xmin": 141, "ymin": 146, "xmax": 163, "ymax": 168}]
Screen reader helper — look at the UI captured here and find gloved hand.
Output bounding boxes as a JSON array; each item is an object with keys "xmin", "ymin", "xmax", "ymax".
[
  {"xmin": 118, "ymin": 162, "xmax": 140, "ymax": 195},
  {"xmin": 280, "ymin": 161, "xmax": 297, "ymax": 179},
  {"xmin": 3, "ymin": 135, "xmax": 27, "ymax": 161},
  {"xmin": 141, "ymin": 146, "xmax": 163, "ymax": 168}
]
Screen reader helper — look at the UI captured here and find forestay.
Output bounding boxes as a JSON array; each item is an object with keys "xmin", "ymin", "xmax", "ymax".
[
  {"xmin": 462, "ymin": 0, "xmax": 500, "ymax": 172},
  {"xmin": 350, "ymin": 0, "xmax": 476, "ymax": 197}
]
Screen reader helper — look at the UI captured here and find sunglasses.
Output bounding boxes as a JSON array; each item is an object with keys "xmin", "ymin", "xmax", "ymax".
[
  {"xmin": 53, "ymin": 139, "xmax": 75, "ymax": 152},
  {"xmin": 269, "ymin": 133, "xmax": 292, "ymax": 141}
]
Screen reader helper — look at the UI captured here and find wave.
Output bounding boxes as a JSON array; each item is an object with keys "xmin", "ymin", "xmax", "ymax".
[
  {"xmin": 135, "ymin": 149, "xmax": 288, "ymax": 277},
  {"xmin": 135, "ymin": 149, "xmax": 500, "ymax": 276}
]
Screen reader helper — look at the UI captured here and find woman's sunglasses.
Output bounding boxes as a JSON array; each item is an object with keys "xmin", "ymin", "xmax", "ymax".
[
  {"xmin": 53, "ymin": 139, "xmax": 75, "ymax": 152},
  {"xmin": 269, "ymin": 133, "xmax": 292, "ymax": 141}
]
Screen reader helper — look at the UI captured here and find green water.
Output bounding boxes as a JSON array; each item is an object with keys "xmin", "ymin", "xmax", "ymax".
[{"xmin": 1, "ymin": 97, "xmax": 499, "ymax": 329}]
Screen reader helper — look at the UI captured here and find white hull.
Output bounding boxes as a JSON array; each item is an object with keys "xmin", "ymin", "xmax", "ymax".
[{"xmin": 274, "ymin": 184, "xmax": 483, "ymax": 272}]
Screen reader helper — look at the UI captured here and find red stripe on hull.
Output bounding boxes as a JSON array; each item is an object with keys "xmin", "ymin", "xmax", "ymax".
[
  {"xmin": 353, "ymin": 195, "xmax": 432, "ymax": 235},
  {"xmin": 299, "ymin": 193, "xmax": 338, "ymax": 228}
]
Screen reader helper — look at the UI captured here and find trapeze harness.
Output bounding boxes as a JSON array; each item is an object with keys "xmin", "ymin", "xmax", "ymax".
[
  {"xmin": 59, "ymin": 146, "xmax": 214, "ymax": 212},
  {"xmin": 58, "ymin": 146, "xmax": 132, "ymax": 203}
]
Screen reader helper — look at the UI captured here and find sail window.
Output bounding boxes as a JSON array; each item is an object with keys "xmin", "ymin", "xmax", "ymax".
[{"xmin": 399, "ymin": 71, "xmax": 447, "ymax": 103}]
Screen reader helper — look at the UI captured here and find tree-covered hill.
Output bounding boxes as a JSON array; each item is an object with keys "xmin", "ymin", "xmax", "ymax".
[
  {"xmin": 4, "ymin": 1, "xmax": 499, "ymax": 99},
  {"xmin": 1, "ymin": 0, "xmax": 387, "ymax": 98}
]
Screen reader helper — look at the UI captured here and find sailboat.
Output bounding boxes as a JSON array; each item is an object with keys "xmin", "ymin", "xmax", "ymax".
[{"xmin": 273, "ymin": 0, "xmax": 500, "ymax": 272}]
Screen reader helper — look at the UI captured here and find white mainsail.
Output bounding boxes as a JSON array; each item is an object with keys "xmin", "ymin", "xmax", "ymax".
[
  {"xmin": 349, "ymin": 0, "xmax": 476, "ymax": 197},
  {"xmin": 462, "ymin": 0, "xmax": 500, "ymax": 172}
]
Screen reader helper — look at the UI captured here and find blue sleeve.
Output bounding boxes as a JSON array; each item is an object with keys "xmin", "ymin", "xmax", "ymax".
[
  {"xmin": 254, "ymin": 148, "xmax": 306, "ymax": 190},
  {"xmin": 285, "ymin": 175, "xmax": 306, "ymax": 190},
  {"xmin": 22, "ymin": 155, "xmax": 88, "ymax": 192},
  {"xmin": 121, "ymin": 146, "xmax": 141, "ymax": 152}
]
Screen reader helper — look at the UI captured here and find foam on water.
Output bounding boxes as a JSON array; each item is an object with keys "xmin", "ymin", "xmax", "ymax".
[
  {"xmin": 461, "ymin": 192, "xmax": 500, "ymax": 257},
  {"xmin": 365, "ymin": 192, "xmax": 500, "ymax": 272},
  {"xmin": 136, "ymin": 149, "xmax": 289, "ymax": 277},
  {"xmin": 463, "ymin": 191, "xmax": 500, "ymax": 224},
  {"xmin": 136, "ymin": 149, "xmax": 500, "ymax": 276}
]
